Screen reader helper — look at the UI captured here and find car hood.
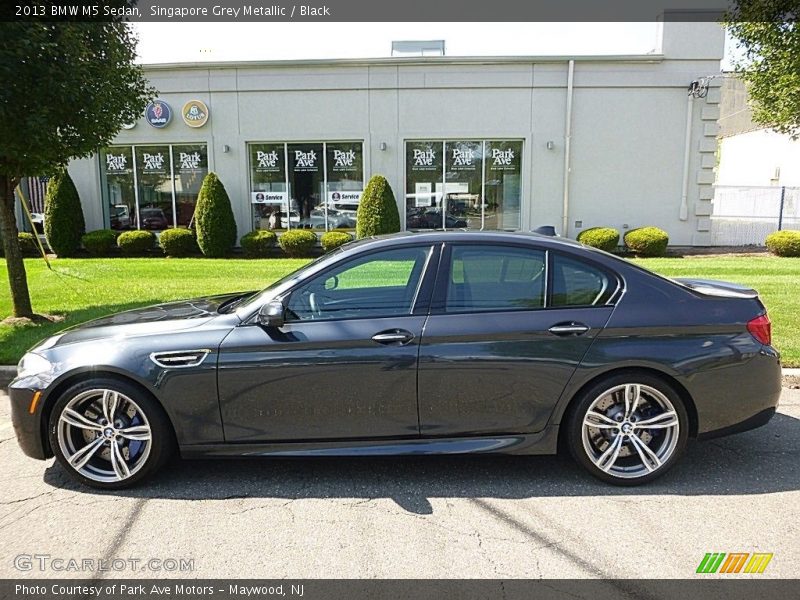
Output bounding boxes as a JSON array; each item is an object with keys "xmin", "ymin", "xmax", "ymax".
[{"xmin": 40, "ymin": 293, "xmax": 247, "ymax": 349}]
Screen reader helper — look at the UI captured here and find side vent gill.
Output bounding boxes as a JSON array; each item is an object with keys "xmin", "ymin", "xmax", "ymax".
[{"xmin": 150, "ymin": 350, "xmax": 210, "ymax": 369}]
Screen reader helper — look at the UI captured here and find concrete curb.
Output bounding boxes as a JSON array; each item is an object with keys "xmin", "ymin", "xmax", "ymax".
[{"xmin": 3, "ymin": 365, "xmax": 800, "ymax": 391}]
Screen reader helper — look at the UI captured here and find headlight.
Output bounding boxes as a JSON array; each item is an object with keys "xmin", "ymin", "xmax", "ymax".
[{"xmin": 17, "ymin": 353, "xmax": 52, "ymax": 379}]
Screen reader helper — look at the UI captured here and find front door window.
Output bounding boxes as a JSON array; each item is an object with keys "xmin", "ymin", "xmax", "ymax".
[{"xmin": 286, "ymin": 246, "xmax": 431, "ymax": 321}]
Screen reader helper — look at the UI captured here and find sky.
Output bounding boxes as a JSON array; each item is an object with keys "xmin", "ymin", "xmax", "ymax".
[
  {"xmin": 133, "ymin": 22, "xmax": 662, "ymax": 62},
  {"xmin": 132, "ymin": 22, "xmax": 734, "ymax": 68}
]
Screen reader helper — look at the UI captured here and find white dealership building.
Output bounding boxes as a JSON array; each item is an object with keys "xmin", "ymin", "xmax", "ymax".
[{"xmin": 49, "ymin": 20, "xmax": 724, "ymax": 245}]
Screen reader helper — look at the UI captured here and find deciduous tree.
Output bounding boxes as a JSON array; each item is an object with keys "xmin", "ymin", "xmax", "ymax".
[{"xmin": 0, "ymin": 21, "xmax": 151, "ymax": 317}]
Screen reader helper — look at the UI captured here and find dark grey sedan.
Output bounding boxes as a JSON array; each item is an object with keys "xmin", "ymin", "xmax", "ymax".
[{"xmin": 9, "ymin": 232, "xmax": 781, "ymax": 489}]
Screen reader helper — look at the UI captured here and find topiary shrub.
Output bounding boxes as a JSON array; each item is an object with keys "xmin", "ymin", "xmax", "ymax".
[
  {"xmin": 44, "ymin": 170, "xmax": 85, "ymax": 257},
  {"xmin": 117, "ymin": 230, "xmax": 156, "ymax": 256},
  {"xmin": 624, "ymin": 226, "xmax": 669, "ymax": 257},
  {"xmin": 278, "ymin": 229, "xmax": 317, "ymax": 257},
  {"xmin": 240, "ymin": 230, "xmax": 277, "ymax": 258},
  {"xmin": 356, "ymin": 174, "xmax": 400, "ymax": 239},
  {"xmin": 194, "ymin": 172, "xmax": 237, "ymax": 258},
  {"xmin": 18, "ymin": 232, "xmax": 40, "ymax": 257},
  {"xmin": 159, "ymin": 228, "xmax": 198, "ymax": 257},
  {"xmin": 765, "ymin": 230, "xmax": 800, "ymax": 257},
  {"xmin": 577, "ymin": 227, "xmax": 620, "ymax": 252},
  {"xmin": 321, "ymin": 230, "xmax": 352, "ymax": 253},
  {"xmin": 81, "ymin": 229, "xmax": 117, "ymax": 257}
]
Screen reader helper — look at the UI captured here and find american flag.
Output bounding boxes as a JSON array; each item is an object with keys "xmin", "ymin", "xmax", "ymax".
[{"xmin": 26, "ymin": 176, "xmax": 49, "ymax": 213}]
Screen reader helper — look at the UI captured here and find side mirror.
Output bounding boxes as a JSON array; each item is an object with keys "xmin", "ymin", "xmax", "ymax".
[{"xmin": 257, "ymin": 300, "xmax": 285, "ymax": 328}]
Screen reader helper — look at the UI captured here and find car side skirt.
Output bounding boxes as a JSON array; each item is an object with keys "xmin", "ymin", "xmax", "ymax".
[{"xmin": 179, "ymin": 426, "xmax": 561, "ymax": 459}]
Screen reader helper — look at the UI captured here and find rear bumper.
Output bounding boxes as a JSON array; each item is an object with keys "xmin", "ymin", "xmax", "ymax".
[
  {"xmin": 689, "ymin": 347, "xmax": 782, "ymax": 438},
  {"xmin": 8, "ymin": 383, "xmax": 50, "ymax": 460},
  {"xmin": 697, "ymin": 407, "xmax": 776, "ymax": 440}
]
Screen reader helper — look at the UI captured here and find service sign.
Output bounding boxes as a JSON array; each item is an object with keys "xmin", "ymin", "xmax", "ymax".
[
  {"xmin": 328, "ymin": 191, "xmax": 362, "ymax": 205},
  {"xmin": 252, "ymin": 191, "xmax": 288, "ymax": 205},
  {"xmin": 145, "ymin": 100, "xmax": 172, "ymax": 128},
  {"xmin": 182, "ymin": 100, "xmax": 209, "ymax": 128}
]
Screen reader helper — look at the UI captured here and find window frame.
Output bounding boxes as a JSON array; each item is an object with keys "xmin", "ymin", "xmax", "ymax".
[
  {"xmin": 246, "ymin": 140, "xmax": 366, "ymax": 233},
  {"xmin": 278, "ymin": 243, "xmax": 441, "ymax": 324},
  {"xmin": 547, "ymin": 250, "xmax": 623, "ymax": 309},
  {"xmin": 403, "ymin": 138, "xmax": 525, "ymax": 232},
  {"xmin": 431, "ymin": 242, "xmax": 622, "ymax": 315},
  {"xmin": 100, "ymin": 143, "xmax": 208, "ymax": 231}
]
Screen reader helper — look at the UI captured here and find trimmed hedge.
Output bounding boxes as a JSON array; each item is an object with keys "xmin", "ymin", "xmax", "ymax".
[
  {"xmin": 117, "ymin": 230, "xmax": 156, "ymax": 256},
  {"xmin": 18, "ymin": 232, "xmax": 40, "ymax": 257},
  {"xmin": 279, "ymin": 229, "xmax": 317, "ymax": 257},
  {"xmin": 44, "ymin": 171, "xmax": 85, "ymax": 257},
  {"xmin": 765, "ymin": 230, "xmax": 800, "ymax": 257},
  {"xmin": 356, "ymin": 174, "xmax": 400, "ymax": 239},
  {"xmin": 194, "ymin": 172, "xmax": 237, "ymax": 258},
  {"xmin": 81, "ymin": 229, "xmax": 117, "ymax": 257},
  {"xmin": 624, "ymin": 226, "xmax": 669, "ymax": 257},
  {"xmin": 321, "ymin": 231, "xmax": 352, "ymax": 253},
  {"xmin": 240, "ymin": 230, "xmax": 278, "ymax": 258},
  {"xmin": 0, "ymin": 232, "xmax": 39, "ymax": 258},
  {"xmin": 159, "ymin": 228, "xmax": 198, "ymax": 257},
  {"xmin": 576, "ymin": 227, "xmax": 620, "ymax": 252}
]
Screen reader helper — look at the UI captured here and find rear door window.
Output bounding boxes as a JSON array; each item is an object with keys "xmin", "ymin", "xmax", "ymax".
[
  {"xmin": 446, "ymin": 245, "xmax": 546, "ymax": 313},
  {"xmin": 550, "ymin": 254, "xmax": 615, "ymax": 307}
]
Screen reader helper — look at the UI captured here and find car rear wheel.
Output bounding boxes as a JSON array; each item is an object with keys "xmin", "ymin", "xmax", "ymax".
[
  {"xmin": 567, "ymin": 373, "xmax": 689, "ymax": 485},
  {"xmin": 48, "ymin": 379, "xmax": 174, "ymax": 489}
]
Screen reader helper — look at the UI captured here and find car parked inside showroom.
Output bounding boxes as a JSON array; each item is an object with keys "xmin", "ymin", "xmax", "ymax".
[{"xmin": 9, "ymin": 231, "xmax": 780, "ymax": 489}]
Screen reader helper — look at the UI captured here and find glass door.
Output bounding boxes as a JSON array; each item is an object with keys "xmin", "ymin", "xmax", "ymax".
[{"xmin": 288, "ymin": 143, "xmax": 324, "ymax": 231}]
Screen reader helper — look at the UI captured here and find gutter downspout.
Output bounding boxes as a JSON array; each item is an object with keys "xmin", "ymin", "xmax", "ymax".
[
  {"xmin": 679, "ymin": 94, "xmax": 693, "ymax": 221},
  {"xmin": 562, "ymin": 60, "xmax": 574, "ymax": 237}
]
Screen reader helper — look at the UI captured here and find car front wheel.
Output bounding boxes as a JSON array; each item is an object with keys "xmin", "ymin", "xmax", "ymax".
[
  {"xmin": 48, "ymin": 379, "xmax": 174, "ymax": 489},
  {"xmin": 567, "ymin": 373, "xmax": 689, "ymax": 485}
]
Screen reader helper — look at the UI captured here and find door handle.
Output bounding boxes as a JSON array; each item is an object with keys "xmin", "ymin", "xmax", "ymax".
[
  {"xmin": 548, "ymin": 322, "xmax": 590, "ymax": 336},
  {"xmin": 371, "ymin": 330, "xmax": 415, "ymax": 345}
]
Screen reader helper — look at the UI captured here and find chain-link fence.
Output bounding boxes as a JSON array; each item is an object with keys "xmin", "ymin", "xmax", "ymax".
[{"xmin": 711, "ymin": 185, "xmax": 800, "ymax": 246}]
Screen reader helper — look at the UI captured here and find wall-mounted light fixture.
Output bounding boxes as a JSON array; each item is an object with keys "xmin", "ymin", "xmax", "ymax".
[
  {"xmin": 546, "ymin": 141, "xmax": 555, "ymax": 150},
  {"xmin": 379, "ymin": 142, "xmax": 387, "ymax": 151},
  {"xmin": 222, "ymin": 144, "xmax": 230, "ymax": 153}
]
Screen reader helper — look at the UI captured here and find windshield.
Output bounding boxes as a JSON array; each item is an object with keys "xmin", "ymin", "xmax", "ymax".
[{"xmin": 236, "ymin": 248, "xmax": 345, "ymax": 313}]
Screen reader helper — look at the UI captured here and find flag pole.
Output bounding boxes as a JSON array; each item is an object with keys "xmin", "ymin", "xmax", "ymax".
[{"xmin": 15, "ymin": 184, "xmax": 52, "ymax": 271}]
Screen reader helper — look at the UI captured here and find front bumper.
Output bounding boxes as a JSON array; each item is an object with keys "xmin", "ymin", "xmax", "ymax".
[{"xmin": 8, "ymin": 382, "xmax": 51, "ymax": 460}]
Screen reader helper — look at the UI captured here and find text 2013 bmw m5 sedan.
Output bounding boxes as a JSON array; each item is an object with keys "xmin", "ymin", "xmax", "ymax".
[{"xmin": 9, "ymin": 231, "xmax": 781, "ymax": 489}]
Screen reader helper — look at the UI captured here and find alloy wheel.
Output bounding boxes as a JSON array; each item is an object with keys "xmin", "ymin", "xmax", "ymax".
[
  {"xmin": 57, "ymin": 388, "xmax": 153, "ymax": 483},
  {"xmin": 581, "ymin": 383, "xmax": 680, "ymax": 479}
]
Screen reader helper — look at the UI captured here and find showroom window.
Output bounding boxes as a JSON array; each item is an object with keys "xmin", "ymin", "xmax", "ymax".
[
  {"xmin": 405, "ymin": 140, "xmax": 523, "ymax": 231},
  {"xmin": 100, "ymin": 144, "xmax": 208, "ymax": 231},
  {"xmin": 248, "ymin": 141, "xmax": 364, "ymax": 232}
]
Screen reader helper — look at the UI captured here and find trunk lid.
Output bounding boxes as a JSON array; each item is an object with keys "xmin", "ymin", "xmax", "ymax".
[{"xmin": 672, "ymin": 277, "xmax": 759, "ymax": 299}]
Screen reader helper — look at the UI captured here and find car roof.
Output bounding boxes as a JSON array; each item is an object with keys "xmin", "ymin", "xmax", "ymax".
[{"xmin": 343, "ymin": 230, "xmax": 586, "ymax": 251}]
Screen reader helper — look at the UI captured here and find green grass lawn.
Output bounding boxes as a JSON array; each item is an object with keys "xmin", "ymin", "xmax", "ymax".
[{"xmin": 1, "ymin": 255, "xmax": 798, "ymax": 366}]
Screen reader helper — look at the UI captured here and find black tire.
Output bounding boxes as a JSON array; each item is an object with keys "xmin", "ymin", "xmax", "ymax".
[
  {"xmin": 566, "ymin": 372, "xmax": 689, "ymax": 486},
  {"xmin": 48, "ymin": 378, "xmax": 175, "ymax": 490}
]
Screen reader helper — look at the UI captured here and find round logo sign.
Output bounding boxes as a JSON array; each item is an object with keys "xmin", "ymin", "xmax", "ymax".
[
  {"xmin": 182, "ymin": 100, "xmax": 209, "ymax": 128},
  {"xmin": 145, "ymin": 100, "xmax": 172, "ymax": 128},
  {"xmin": 121, "ymin": 121, "xmax": 136, "ymax": 130}
]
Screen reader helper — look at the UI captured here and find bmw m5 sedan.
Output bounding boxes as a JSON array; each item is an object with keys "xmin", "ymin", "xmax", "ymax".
[{"xmin": 8, "ymin": 231, "xmax": 781, "ymax": 489}]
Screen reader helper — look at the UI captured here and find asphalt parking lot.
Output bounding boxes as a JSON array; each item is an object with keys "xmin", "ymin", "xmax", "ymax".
[{"xmin": 0, "ymin": 387, "xmax": 798, "ymax": 580}]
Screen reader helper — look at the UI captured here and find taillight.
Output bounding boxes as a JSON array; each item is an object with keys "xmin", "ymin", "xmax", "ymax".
[{"xmin": 747, "ymin": 314, "xmax": 772, "ymax": 346}]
